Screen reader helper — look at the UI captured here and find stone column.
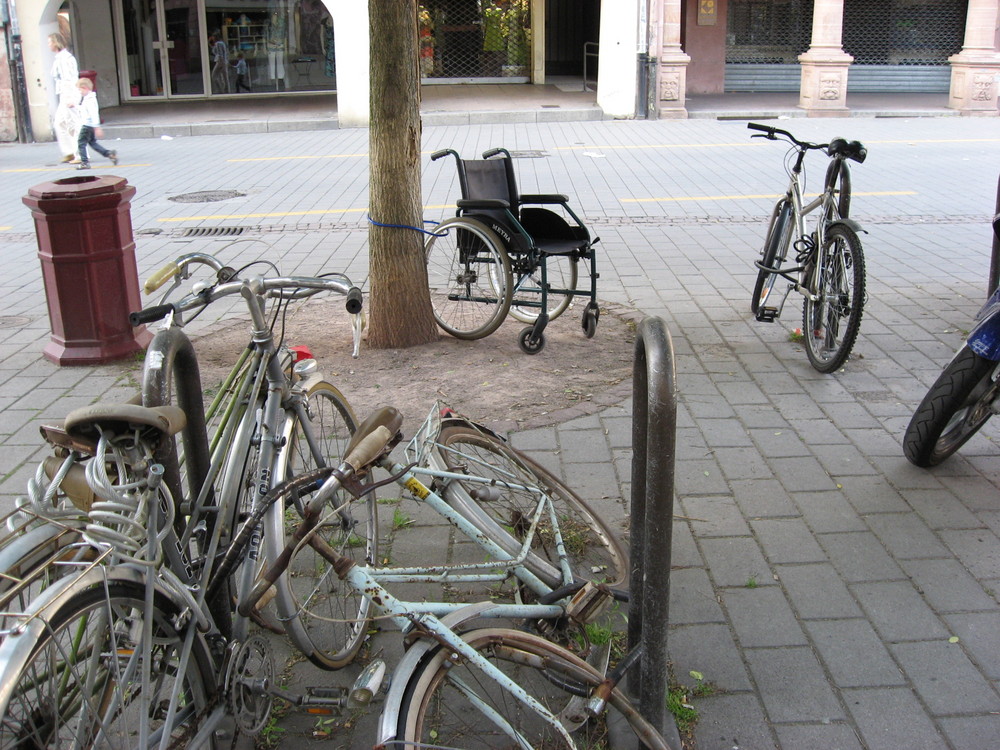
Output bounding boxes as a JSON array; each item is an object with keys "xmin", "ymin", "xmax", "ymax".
[
  {"xmin": 656, "ymin": 0, "xmax": 691, "ymax": 119},
  {"xmin": 798, "ymin": 0, "xmax": 853, "ymax": 115},
  {"xmin": 948, "ymin": 0, "xmax": 1000, "ymax": 115}
]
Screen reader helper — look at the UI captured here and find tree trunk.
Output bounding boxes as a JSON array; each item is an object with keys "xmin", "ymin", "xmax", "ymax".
[{"xmin": 367, "ymin": 0, "xmax": 438, "ymax": 349}]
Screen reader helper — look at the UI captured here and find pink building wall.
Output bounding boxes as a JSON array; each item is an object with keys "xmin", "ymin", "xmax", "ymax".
[{"xmin": 683, "ymin": 0, "xmax": 729, "ymax": 94}]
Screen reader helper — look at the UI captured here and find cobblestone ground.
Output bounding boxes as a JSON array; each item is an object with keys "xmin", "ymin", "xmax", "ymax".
[{"xmin": 0, "ymin": 115, "xmax": 999, "ymax": 749}]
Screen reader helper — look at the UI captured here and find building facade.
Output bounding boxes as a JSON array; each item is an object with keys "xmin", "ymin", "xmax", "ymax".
[{"xmin": 2, "ymin": 0, "xmax": 997, "ymax": 143}]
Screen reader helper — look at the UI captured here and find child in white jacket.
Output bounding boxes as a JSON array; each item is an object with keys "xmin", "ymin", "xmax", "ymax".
[{"xmin": 74, "ymin": 78, "xmax": 118, "ymax": 170}]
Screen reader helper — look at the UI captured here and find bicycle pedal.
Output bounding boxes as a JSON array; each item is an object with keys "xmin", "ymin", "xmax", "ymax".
[{"xmin": 756, "ymin": 307, "xmax": 779, "ymax": 323}]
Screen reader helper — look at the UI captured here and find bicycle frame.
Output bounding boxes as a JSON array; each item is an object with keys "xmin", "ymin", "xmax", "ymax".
[{"xmin": 770, "ymin": 151, "xmax": 840, "ymax": 305}]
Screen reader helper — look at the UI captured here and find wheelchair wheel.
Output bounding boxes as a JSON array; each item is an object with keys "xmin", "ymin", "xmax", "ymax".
[
  {"xmin": 582, "ymin": 303, "xmax": 599, "ymax": 339},
  {"xmin": 426, "ymin": 217, "xmax": 513, "ymax": 340},
  {"xmin": 518, "ymin": 326, "xmax": 545, "ymax": 354},
  {"xmin": 508, "ymin": 254, "xmax": 578, "ymax": 324}
]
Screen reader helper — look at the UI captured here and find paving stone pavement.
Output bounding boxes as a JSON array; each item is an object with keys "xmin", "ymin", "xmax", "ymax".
[{"xmin": 0, "ymin": 112, "xmax": 999, "ymax": 749}]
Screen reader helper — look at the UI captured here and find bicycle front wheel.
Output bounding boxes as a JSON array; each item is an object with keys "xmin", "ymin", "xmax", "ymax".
[
  {"xmin": 803, "ymin": 223, "xmax": 866, "ymax": 373},
  {"xmin": 824, "ymin": 158, "xmax": 852, "ymax": 220},
  {"xmin": 426, "ymin": 217, "xmax": 513, "ymax": 340},
  {"xmin": 276, "ymin": 382, "xmax": 377, "ymax": 670},
  {"xmin": 393, "ymin": 628, "xmax": 671, "ymax": 749},
  {"xmin": 433, "ymin": 425, "xmax": 627, "ymax": 590},
  {"xmin": 0, "ymin": 578, "xmax": 216, "ymax": 749},
  {"xmin": 751, "ymin": 199, "xmax": 793, "ymax": 315}
]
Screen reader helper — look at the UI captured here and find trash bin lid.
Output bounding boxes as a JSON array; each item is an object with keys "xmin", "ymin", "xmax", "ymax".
[{"xmin": 27, "ymin": 175, "xmax": 129, "ymax": 200}]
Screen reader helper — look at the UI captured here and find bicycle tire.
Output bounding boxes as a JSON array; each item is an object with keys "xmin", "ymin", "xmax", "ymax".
[
  {"xmin": 271, "ymin": 381, "xmax": 377, "ymax": 670},
  {"xmin": 824, "ymin": 158, "xmax": 852, "ymax": 220},
  {"xmin": 393, "ymin": 627, "xmax": 672, "ymax": 749},
  {"xmin": 426, "ymin": 217, "xmax": 513, "ymax": 340},
  {"xmin": 508, "ymin": 254, "xmax": 577, "ymax": 324},
  {"xmin": 903, "ymin": 346, "xmax": 1000, "ymax": 467},
  {"xmin": 433, "ymin": 425, "xmax": 627, "ymax": 590},
  {"xmin": 751, "ymin": 199, "xmax": 793, "ymax": 315},
  {"xmin": 803, "ymin": 223, "xmax": 865, "ymax": 373},
  {"xmin": 0, "ymin": 578, "xmax": 216, "ymax": 749}
]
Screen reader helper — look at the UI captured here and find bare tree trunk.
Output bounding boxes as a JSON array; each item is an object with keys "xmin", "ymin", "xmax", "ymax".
[{"xmin": 367, "ymin": 0, "xmax": 438, "ymax": 349}]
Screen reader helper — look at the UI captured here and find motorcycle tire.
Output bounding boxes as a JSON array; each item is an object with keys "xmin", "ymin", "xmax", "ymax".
[{"xmin": 903, "ymin": 345, "xmax": 1000, "ymax": 467}]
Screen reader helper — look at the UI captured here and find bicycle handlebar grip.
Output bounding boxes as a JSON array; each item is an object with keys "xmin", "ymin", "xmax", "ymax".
[
  {"xmin": 345, "ymin": 287, "xmax": 363, "ymax": 315},
  {"xmin": 345, "ymin": 425, "xmax": 394, "ymax": 471},
  {"xmin": 747, "ymin": 122, "xmax": 773, "ymax": 133},
  {"xmin": 143, "ymin": 262, "xmax": 180, "ymax": 295},
  {"xmin": 129, "ymin": 304, "xmax": 174, "ymax": 327}
]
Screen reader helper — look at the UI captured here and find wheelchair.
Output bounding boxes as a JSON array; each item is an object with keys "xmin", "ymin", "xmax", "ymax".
[{"xmin": 426, "ymin": 147, "xmax": 601, "ymax": 355}]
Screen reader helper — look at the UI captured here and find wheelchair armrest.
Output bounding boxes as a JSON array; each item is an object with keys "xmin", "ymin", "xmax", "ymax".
[
  {"xmin": 519, "ymin": 193, "xmax": 569, "ymax": 205},
  {"xmin": 457, "ymin": 198, "xmax": 510, "ymax": 210}
]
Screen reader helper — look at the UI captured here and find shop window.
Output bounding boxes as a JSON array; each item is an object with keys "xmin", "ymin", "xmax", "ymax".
[
  {"xmin": 205, "ymin": 0, "xmax": 336, "ymax": 93},
  {"xmin": 419, "ymin": 0, "xmax": 530, "ymax": 80}
]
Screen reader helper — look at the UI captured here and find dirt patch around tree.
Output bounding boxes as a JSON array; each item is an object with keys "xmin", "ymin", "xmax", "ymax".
[{"xmin": 192, "ymin": 301, "xmax": 642, "ymax": 435}]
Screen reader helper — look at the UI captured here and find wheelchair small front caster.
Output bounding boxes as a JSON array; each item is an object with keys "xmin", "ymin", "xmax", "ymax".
[
  {"xmin": 518, "ymin": 326, "xmax": 545, "ymax": 354},
  {"xmin": 582, "ymin": 304, "xmax": 600, "ymax": 339}
]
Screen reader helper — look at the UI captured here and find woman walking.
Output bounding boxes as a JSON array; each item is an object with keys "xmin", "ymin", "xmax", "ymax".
[{"xmin": 48, "ymin": 33, "xmax": 81, "ymax": 163}]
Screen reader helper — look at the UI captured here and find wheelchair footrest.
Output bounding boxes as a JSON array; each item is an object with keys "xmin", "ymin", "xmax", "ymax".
[{"xmin": 756, "ymin": 307, "xmax": 779, "ymax": 323}]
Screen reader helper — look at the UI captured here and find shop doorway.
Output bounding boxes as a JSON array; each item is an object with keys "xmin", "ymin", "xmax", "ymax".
[{"xmin": 117, "ymin": 0, "xmax": 204, "ymax": 98}]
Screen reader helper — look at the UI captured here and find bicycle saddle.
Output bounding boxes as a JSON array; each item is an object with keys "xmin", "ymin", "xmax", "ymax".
[
  {"xmin": 828, "ymin": 138, "xmax": 867, "ymax": 164},
  {"xmin": 61, "ymin": 403, "xmax": 188, "ymax": 444}
]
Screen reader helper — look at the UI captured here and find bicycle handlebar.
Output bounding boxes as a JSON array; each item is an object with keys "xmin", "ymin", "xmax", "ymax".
[
  {"xmin": 142, "ymin": 253, "xmax": 226, "ymax": 295},
  {"xmin": 747, "ymin": 122, "xmax": 828, "ymax": 151}
]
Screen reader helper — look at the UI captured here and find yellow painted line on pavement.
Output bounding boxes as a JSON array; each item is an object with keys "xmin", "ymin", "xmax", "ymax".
[
  {"xmin": 2, "ymin": 164, "xmax": 151, "ymax": 173},
  {"xmin": 0, "ymin": 226, "xmax": 11, "ymax": 232},
  {"xmin": 621, "ymin": 190, "xmax": 917, "ymax": 204},
  {"xmin": 227, "ymin": 153, "xmax": 369, "ymax": 162},
  {"xmin": 156, "ymin": 203, "xmax": 454, "ymax": 222}
]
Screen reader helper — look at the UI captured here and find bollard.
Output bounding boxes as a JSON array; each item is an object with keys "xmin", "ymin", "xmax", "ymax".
[
  {"xmin": 22, "ymin": 175, "xmax": 151, "ymax": 365},
  {"xmin": 627, "ymin": 316, "xmax": 677, "ymax": 741}
]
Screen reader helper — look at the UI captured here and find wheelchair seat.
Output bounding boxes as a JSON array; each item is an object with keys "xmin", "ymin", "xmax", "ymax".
[{"xmin": 428, "ymin": 147, "xmax": 601, "ymax": 354}]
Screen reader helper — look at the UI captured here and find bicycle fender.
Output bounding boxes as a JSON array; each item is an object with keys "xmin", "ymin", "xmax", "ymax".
[
  {"xmin": 828, "ymin": 217, "xmax": 867, "ymax": 235},
  {"xmin": 375, "ymin": 602, "xmax": 501, "ymax": 747}
]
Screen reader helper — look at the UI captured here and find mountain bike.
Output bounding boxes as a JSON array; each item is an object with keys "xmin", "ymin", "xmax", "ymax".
[{"xmin": 748, "ymin": 122, "xmax": 868, "ymax": 373}]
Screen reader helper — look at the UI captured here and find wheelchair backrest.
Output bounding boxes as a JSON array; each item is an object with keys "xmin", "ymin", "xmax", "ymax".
[{"xmin": 459, "ymin": 157, "xmax": 519, "ymax": 211}]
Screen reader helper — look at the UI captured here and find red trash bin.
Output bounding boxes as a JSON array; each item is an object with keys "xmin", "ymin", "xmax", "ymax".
[{"xmin": 22, "ymin": 175, "xmax": 152, "ymax": 365}]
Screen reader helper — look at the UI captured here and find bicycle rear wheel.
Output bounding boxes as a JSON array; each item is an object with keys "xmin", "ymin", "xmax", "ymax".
[
  {"xmin": 426, "ymin": 217, "xmax": 513, "ymax": 340},
  {"xmin": 433, "ymin": 425, "xmax": 627, "ymax": 590},
  {"xmin": 274, "ymin": 382, "xmax": 377, "ymax": 670},
  {"xmin": 393, "ymin": 628, "xmax": 671, "ymax": 749},
  {"xmin": 803, "ymin": 223, "xmax": 865, "ymax": 373},
  {"xmin": 751, "ymin": 199, "xmax": 793, "ymax": 315},
  {"xmin": 0, "ymin": 578, "xmax": 216, "ymax": 749}
]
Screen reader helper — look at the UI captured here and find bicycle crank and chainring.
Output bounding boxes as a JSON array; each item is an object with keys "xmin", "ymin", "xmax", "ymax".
[{"xmin": 226, "ymin": 634, "xmax": 276, "ymax": 735}]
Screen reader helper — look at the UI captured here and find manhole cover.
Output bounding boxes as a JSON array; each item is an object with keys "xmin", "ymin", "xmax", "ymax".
[
  {"xmin": 0, "ymin": 316, "xmax": 31, "ymax": 329},
  {"xmin": 168, "ymin": 190, "xmax": 245, "ymax": 203}
]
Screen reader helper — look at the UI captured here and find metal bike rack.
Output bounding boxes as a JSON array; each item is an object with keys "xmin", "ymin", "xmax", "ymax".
[
  {"xmin": 627, "ymin": 316, "xmax": 677, "ymax": 739},
  {"xmin": 140, "ymin": 326, "xmax": 213, "ymax": 510}
]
